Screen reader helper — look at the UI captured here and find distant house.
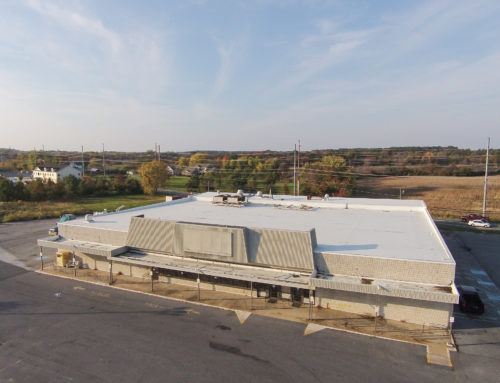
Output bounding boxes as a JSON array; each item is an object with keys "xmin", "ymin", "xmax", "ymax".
[
  {"xmin": 0, "ymin": 170, "xmax": 32, "ymax": 184},
  {"xmin": 203, "ymin": 164, "xmax": 216, "ymax": 173},
  {"xmin": 181, "ymin": 164, "xmax": 216, "ymax": 176},
  {"xmin": 70, "ymin": 162, "xmax": 83, "ymax": 171},
  {"xmin": 126, "ymin": 170, "xmax": 135, "ymax": 176},
  {"xmin": 167, "ymin": 165, "xmax": 181, "ymax": 176},
  {"xmin": 181, "ymin": 166, "xmax": 201, "ymax": 176},
  {"xmin": 32, "ymin": 165, "xmax": 82, "ymax": 183}
]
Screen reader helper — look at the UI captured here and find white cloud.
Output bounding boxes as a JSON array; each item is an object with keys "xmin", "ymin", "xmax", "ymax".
[
  {"xmin": 213, "ymin": 41, "xmax": 233, "ymax": 96},
  {"xmin": 24, "ymin": 0, "xmax": 121, "ymax": 53}
]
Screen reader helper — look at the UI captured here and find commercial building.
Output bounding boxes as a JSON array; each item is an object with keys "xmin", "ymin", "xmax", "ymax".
[{"xmin": 38, "ymin": 192, "xmax": 459, "ymax": 328}]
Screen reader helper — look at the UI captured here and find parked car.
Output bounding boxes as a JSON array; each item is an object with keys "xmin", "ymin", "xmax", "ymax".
[
  {"xmin": 461, "ymin": 213, "xmax": 490, "ymax": 222},
  {"xmin": 48, "ymin": 214, "xmax": 77, "ymax": 236},
  {"xmin": 59, "ymin": 214, "xmax": 76, "ymax": 222},
  {"xmin": 468, "ymin": 219, "xmax": 491, "ymax": 228},
  {"xmin": 458, "ymin": 285, "xmax": 485, "ymax": 314}
]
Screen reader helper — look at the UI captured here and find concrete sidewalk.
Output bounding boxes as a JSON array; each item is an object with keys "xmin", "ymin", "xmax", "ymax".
[{"xmin": 40, "ymin": 264, "xmax": 455, "ymax": 367}]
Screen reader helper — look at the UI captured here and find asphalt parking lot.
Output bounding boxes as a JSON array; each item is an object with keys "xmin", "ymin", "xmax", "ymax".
[
  {"xmin": 1, "ymin": 219, "xmax": 499, "ymax": 382},
  {"xmin": 440, "ymin": 229, "xmax": 500, "ymax": 360},
  {"xmin": 0, "ymin": 218, "xmax": 57, "ymax": 269}
]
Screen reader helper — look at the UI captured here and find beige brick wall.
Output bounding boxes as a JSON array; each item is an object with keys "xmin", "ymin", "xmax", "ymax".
[
  {"xmin": 315, "ymin": 288, "xmax": 452, "ymax": 328},
  {"xmin": 59, "ymin": 225, "xmax": 127, "ymax": 246},
  {"xmin": 315, "ymin": 252, "xmax": 455, "ymax": 285},
  {"xmin": 381, "ymin": 296, "xmax": 453, "ymax": 328},
  {"xmin": 74, "ymin": 252, "xmax": 107, "ymax": 270}
]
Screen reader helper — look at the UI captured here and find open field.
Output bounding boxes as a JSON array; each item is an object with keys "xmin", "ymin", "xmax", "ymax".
[
  {"xmin": 356, "ymin": 175, "xmax": 500, "ymax": 221},
  {"xmin": 0, "ymin": 194, "xmax": 165, "ymax": 223}
]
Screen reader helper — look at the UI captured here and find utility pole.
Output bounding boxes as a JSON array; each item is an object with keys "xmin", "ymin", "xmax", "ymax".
[
  {"xmin": 158, "ymin": 145, "xmax": 161, "ymax": 161},
  {"xmin": 102, "ymin": 143, "xmax": 106, "ymax": 177},
  {"xmin": 81, "ymin": 146, "xmax": 85, "ymax": 176},
  {"xmin": 293, "ymin": 144, "xmax": 297, "ymax": 196},
  {"xmin": 483, "ymin": 137, "xmax": 490, "ymax": 217},
  {"xmin": 297, "ymin": 140, "xmax": 301, "ymax": 196}
]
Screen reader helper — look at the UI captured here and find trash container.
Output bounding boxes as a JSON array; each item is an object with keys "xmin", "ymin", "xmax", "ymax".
[{"xmin": 56, "ymin": 251, "xmax": 71, "ymax": 267}]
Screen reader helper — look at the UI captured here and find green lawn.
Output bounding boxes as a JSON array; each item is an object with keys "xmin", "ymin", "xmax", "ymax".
[{"xmin": 167, "ymin": 176, "xmax": 190, "ymax": 191}]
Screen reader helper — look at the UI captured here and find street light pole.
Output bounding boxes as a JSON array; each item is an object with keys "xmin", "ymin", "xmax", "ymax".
[
  {"xmin": 293, "ymin": 144, "xmax": 296, "ymax": 196},
  {"xmin": 483, "ymin": 137, "xmax": 490, "ymax": 217}
]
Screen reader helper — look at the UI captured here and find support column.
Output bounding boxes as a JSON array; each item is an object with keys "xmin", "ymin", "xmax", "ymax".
[
  {"xmin": 150, "ymin": 267, "xmax": 154, "ymax": 292},
  {"xmin": 197, "ymin": 274, "xmax": 201, "ymax": 300},
  {"xmin": 250, "ymin": 281, "xmax": 253, "ymax": 310},
  {"xmin": 309, "ymin": 289, "xmax": 314, "ymax": 321},
  {"xmin": 39, "ymin": 247, "xmax": 44, "ymax": 270},
  {"xmin": 109, "ymin": 260, "xmax": 113, "ymax": 285}
]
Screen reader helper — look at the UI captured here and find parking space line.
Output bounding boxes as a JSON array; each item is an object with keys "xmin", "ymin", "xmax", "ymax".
[
  {"xmin": 470, "ymin": 269, "xmax": 487, "ymax": 276},
  {"xmin": 486, "ymin": 293, "xmax": 500, "ymax": 302},
  {"xmin": 478, "ymin": 280, "xmax": 495, "ymax": 287}
]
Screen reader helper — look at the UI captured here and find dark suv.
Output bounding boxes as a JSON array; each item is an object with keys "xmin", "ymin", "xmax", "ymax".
[{"xmin": 458, "ymin": 285, "xmax": 485, "ymax": 314}]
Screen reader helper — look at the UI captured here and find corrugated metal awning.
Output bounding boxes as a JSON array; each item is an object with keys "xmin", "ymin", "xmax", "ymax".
[
  {"xmin": 37, "ymin": 236, "xmax": 127, "ymax": 258},
  {"xmin": 311, "ymin": 277, "xmax": 459, "ymax": 304},
  {"xmin": 113, "ymin": 251, "xmax": 312, "ymax": 289}
]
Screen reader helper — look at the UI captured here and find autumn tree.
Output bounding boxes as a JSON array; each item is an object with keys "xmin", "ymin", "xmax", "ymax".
[
  {"xmin": 138, "ymin": 160, "xmax": 169, "ymax": 195},
  {"xmin": 177, "ymin": 157, "xmax": 189, "ymax": 167},
  {"xmin": 88, "ymin": 157, "xmax": 102, "ymax": 170},
  {"xmin": 300, "ymin": 155, "xmax": 355, "ymax": 196},
  {"xmin": 189, "ymin": 152, "xmax": 209, "ymax": 166}
]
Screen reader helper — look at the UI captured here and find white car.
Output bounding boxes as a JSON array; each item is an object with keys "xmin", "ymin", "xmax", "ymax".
[{"xmin": 468, "ymin": 219, "xmax": 491, "ymax": 228}]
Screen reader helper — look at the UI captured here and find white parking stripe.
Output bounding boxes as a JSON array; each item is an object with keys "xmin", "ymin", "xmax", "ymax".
[
  {"xmin": 478, "ymin": 280, "xmax": 495, "ymax": 287},
  {"xmin": 470, "ymin": 269, "xmax": 487, "ymax": 276}
]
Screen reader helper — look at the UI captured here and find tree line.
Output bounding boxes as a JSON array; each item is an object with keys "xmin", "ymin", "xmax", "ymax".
[
  {"xmin": 1, "ymin": 145, "xmax": 498, "ymax": 201},
  {"xmin": 0, "ymin": 175, "xmax": 142, "ymax": 202},
  {"xmin": 174, "ymin": 154, "xmax": 355, "ymax": 196}
]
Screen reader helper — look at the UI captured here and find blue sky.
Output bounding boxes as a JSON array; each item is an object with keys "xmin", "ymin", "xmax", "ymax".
[{"xmin": 0, "ymin": 0, "xmax": 499, "ymax": 152}]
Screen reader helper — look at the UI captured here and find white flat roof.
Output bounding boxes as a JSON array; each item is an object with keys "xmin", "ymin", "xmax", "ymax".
[{"xmin": 62, "ymin": 192, "xmax": 453, "ymax": 264}]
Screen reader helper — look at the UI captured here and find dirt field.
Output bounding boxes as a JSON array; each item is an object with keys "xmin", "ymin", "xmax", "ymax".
[{"xmin": 356, "ymin": 175, "xmax": 500, "ymax": 221}]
